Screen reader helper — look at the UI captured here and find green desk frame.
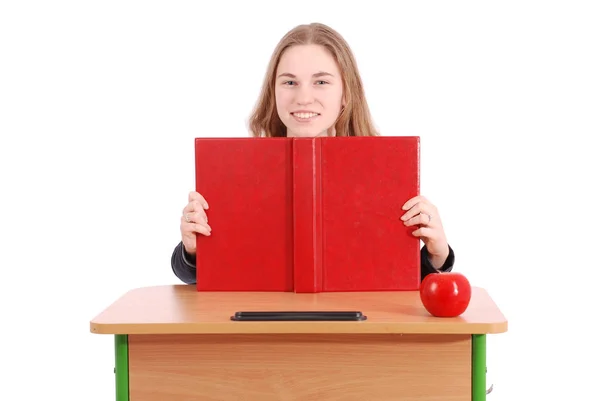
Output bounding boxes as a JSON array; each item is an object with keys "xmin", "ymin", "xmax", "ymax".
[{"xmin": 113, "ymin": 333, "xmax": 488, "ymax": 401}]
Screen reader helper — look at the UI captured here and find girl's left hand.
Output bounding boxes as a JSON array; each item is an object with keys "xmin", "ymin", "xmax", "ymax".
[{"xmin": 401, "ymin": 195, "xmax": 450, "ymax": 268}]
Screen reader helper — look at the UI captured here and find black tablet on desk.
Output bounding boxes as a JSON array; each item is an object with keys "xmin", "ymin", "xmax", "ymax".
[{"xmin": 230, "ymin": 311, "xmax": 367, "ymax": 321}]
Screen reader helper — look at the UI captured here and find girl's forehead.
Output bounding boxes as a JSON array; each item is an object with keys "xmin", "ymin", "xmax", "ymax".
[{"xmin": 277, "ymin": 44, "xmax": 340, "ymax": 77}]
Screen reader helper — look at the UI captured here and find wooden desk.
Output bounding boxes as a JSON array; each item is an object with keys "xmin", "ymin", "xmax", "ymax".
[{"xmin": 90, "ymin": 285, "xmax": 507, "ymax": 400}]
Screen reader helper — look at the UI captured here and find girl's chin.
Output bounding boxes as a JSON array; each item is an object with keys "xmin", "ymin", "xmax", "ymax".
[{"xmin": 286, "ymin": 129, "xmax": 329, "ymax": 138}]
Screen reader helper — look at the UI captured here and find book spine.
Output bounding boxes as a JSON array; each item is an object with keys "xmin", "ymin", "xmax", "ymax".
[{"xmin": 292, "ymin": 138, "xmax": 323, "ymax": 293}]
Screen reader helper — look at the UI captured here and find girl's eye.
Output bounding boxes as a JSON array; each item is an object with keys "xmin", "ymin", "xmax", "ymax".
[{"xmin": 281, "ymin": 80, "xmax": 328, "ymax": 86}]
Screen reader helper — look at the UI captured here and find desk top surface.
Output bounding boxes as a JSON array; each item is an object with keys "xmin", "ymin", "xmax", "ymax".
[{"xmin": 90, "ymin": 285, "xmax": 507, "ymax": 335}]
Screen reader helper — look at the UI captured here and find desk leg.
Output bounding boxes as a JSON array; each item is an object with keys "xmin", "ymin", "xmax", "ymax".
[
  {"xmin": 472, "ymin": 334, "xmax": 486, "ymax": 401},
  {"xmin": 115, "ymin": 335, "xmax": 129, "ymax": 401}
]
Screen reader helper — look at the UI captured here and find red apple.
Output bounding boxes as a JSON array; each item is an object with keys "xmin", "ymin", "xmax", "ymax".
[{"xmin": 420, "ymin": 272, "xmax": 472, "ymax": 317}]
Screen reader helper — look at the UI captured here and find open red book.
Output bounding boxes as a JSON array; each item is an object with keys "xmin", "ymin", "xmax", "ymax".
[{"xmin": 194, "ymin": 136, "xmax": 420, "ymax": 293}]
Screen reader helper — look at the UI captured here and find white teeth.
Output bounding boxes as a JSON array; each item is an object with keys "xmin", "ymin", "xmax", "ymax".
[{"xmin": 293, "ymin": 112, "xmax": 318, "ymax": 119}]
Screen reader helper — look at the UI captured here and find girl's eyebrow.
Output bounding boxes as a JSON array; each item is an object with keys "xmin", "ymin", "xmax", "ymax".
[{"xmin": 277, "ymin": 71, "xmax": 335, "ymax": 79}]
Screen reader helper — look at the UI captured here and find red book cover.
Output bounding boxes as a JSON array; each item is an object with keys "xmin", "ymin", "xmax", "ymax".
[
  {"xmin": 194, "ymin": 138, "xmax": 294, "ymax": 291},
  {"xmin": 292, "ymin": 138, "xmax": 323, "ymax": 293},
  {"xmin": 194, "ymin": 136, "xmax": 420, "ymax": 292},
  {"xmin": 318, "ymin": 136, "xmax": 420, "ymax": 292}
]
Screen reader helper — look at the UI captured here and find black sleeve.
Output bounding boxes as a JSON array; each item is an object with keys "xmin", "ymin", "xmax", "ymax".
[
  {"xmin": 171, "ymin": 242, "xmax": 197, "ymax": 285},
  {"xmin": 420, "ymin": 244, "xmax": 455, "ymax": 282},
  {"xmin": 171, "ymin": 241, "xmax": 455, "ymax": 286}
]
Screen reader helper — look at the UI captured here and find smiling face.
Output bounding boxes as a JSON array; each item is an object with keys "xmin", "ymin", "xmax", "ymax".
[{"xmin": 275, "ymin": 44, "xmax": 345, "ymax": 138}]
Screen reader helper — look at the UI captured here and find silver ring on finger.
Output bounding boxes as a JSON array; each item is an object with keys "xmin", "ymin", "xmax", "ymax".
[
  {"xmin": 185, "ymin": 213, "xmax": 192, "ymax": 223},
  {"xmin": 422, "ymin": 213, "xmax": 431, "ymax": 225}
]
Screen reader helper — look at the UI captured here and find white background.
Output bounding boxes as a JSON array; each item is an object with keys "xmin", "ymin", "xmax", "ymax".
[{"xmin": 1, "ymin": 1, "xmax": 599, "ymax": 400}]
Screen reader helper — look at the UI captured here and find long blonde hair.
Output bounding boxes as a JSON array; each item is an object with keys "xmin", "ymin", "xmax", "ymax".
[{"xmin": 248, "ymin": 23, "xmax": 379, "ymax": 138}]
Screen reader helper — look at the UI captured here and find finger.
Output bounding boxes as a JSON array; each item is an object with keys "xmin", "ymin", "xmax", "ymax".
[
  {"xmin": 402, "ymin": 200, "xmax": 438, "ymax": 223},
  {"xmin": 195, "ymin": 210, "xmax": 209, "ymax": 223},
  {"xmin": 400, "ymin": 205, "xmax": 421, "ymax": 222},
  {"xmin": 182, "ymin": 200, "xmax": 210, "ymax": 217},
  {"xmin": 401, "ymin": 203, "xmax": 431, "ymax": 222},
  {"xmin": 402, "ymin": 195, "xmax": 429, "ymax": 211},
  {"xmin": 400, "ymin": 197, "xmax": 430, "ymax": 221},
  {"xmin": 185, "ymin": 222, "xmax": 211, "ymax": 236},
  {"xmin": 182, "ymin": 202, "xmax": 196, "ymax": 215},
  {"xmin": 188, "ymin": 191, "xmax": 209, "ymax": 209},
  {"xmin": 410, "ymin": 226, "xmax": 436, "ymax": 238},
  {"xmin": 411, "ymin": 227, "xmax": 446, "ymax": 247},
  {"xmin": 182, "ymin": 210, "xmax": 209, "ymax": 224},
  {"xmin": 182, "ymin": 202, "xmax": 194, "ymax": 214},
  {"xmin": 181, "ymin": 214, "xmax": 211, "ymax": 231},
  {"xmin": 403, "ymin": 212, "xmax": 433, "ymax": 227}
]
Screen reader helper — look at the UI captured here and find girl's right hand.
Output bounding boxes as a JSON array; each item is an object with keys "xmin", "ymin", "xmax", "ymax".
[{"xmin": 180, "ymin": 191, "xmax": 211, "ymax": 256}]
